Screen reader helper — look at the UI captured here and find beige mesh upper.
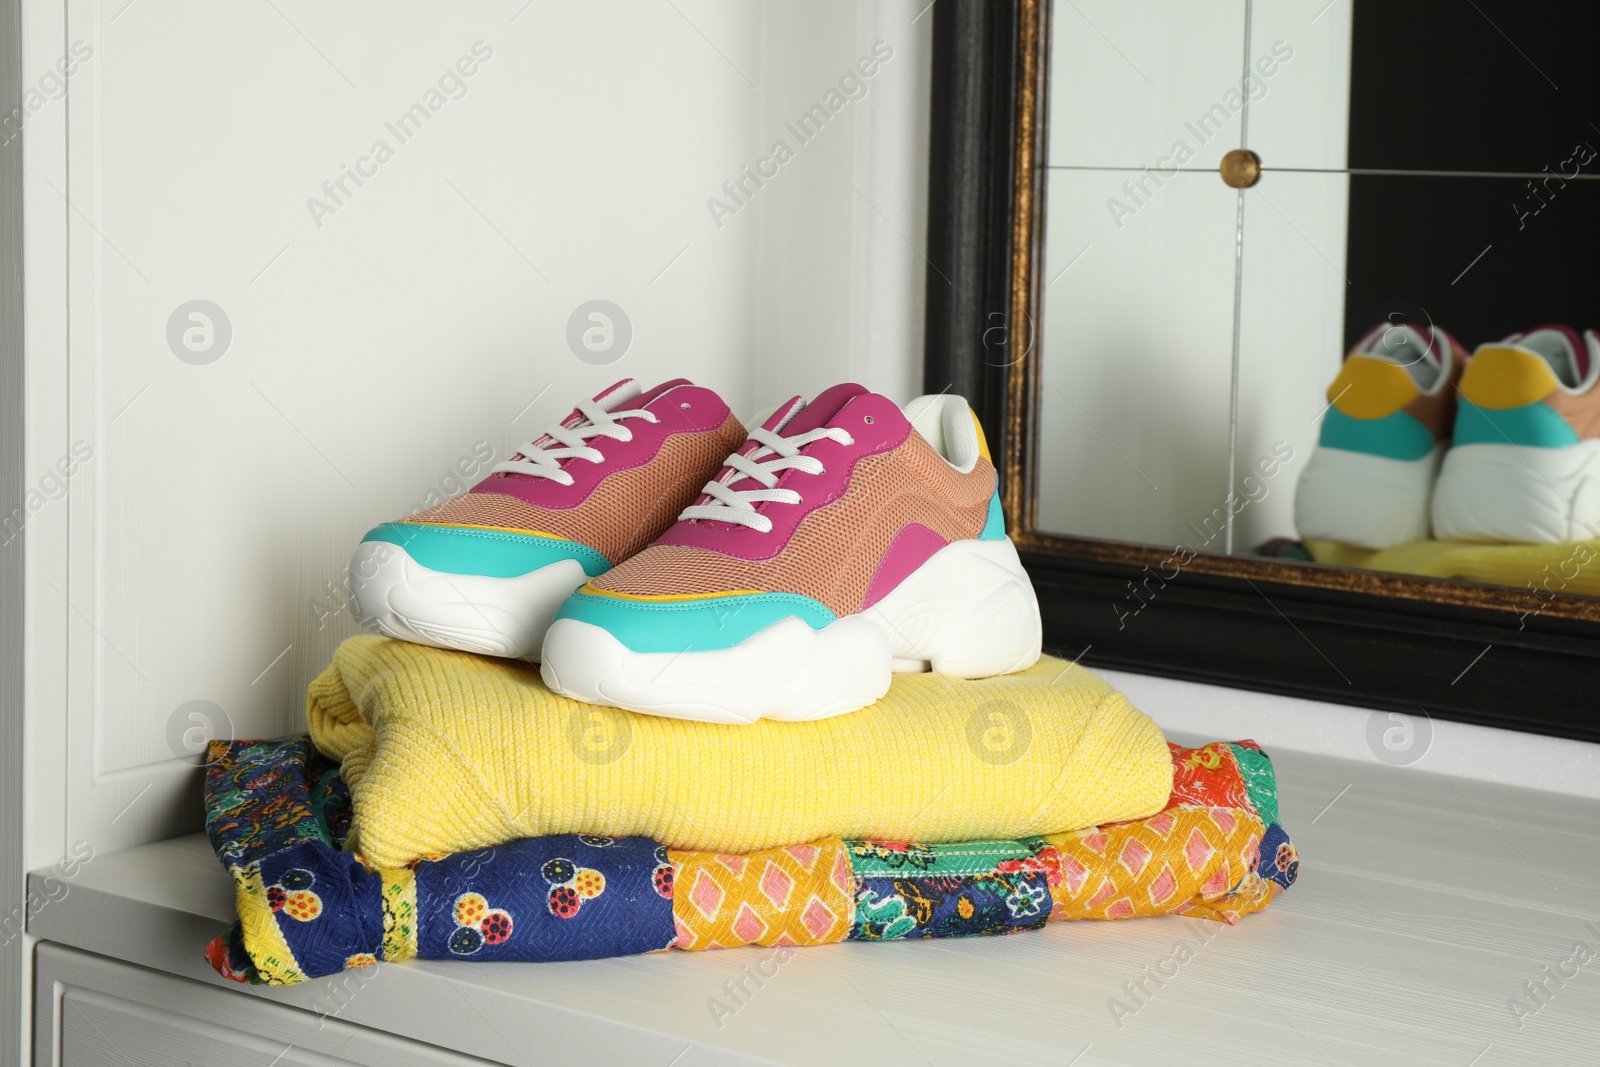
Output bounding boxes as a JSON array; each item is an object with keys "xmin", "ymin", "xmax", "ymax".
[
  {"xmin": 408, "ymin": 412, "xmax": 746, "ymax": 564},
  {"xmin": 592, "ymin": 431, "xmax": 996, "ymax": 615}
]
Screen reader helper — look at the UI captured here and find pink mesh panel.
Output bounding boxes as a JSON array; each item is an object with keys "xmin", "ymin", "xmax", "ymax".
[
  {"xmin": 408, "ymin": 412, "xmax": 745, "ymax": 563},
  {"xmin": 592, "ymin": 433, "xmax": 995, "ymax": 614}
]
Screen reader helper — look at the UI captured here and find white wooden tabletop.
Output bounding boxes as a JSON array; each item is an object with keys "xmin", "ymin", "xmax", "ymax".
[{"xmin": 29, "ymin": 734, "xmax": 1600, "ymax": 1066}]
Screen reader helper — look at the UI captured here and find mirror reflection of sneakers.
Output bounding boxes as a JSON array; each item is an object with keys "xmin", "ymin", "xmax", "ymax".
[
  {"xmin": 1433, "ymin": 325, "xmax": 1600, "ymax": 544},
  {"xmin": 1294, "ymin": 322, "xmax": 1468, "ymax": 549}
]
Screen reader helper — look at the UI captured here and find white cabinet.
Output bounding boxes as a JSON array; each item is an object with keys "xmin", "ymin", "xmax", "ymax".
[{"xmin": 35, "ymin": 944, "xmax": 493, "ymax": 1067}]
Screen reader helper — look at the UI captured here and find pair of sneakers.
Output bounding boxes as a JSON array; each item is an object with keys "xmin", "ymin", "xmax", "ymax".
[
  {"xmin": 348, "ymin": 379, "xmax": 1043, "ymax": 725},
  {"xmin": 1296, "ymin": 323, "xmax": 1600, "ymax": 548}
]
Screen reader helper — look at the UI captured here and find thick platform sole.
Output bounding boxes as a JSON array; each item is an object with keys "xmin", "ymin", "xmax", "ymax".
[
  {"xmin": 1293, "ymin": 444, "xmax": 1443, "ymax": 549},
  {"xmin": 348, "ymin": 540, "xmax": 591, "ymax": 660},
  {"xmin": 1433, "ymin": 441, "xmax": 1600, "ymax": 544},
  {"xmin": 539, "ymin": 537, "xmax": 1042, "ymax": 725}
]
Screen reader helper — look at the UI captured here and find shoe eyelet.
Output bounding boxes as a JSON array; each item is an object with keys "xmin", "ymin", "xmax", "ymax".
[
  {"xmin": 680, "ymin": 402, "xmax": 691, "ymax": 409},
  {"xmin": 863, "ymin": 415, "xmax": 875, "ymax": 424}
]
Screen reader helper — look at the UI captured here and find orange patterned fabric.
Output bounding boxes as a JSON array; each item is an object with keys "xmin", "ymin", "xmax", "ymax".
[
  {"xmin": 1039, "ymin": 805, "xmax": 1271, "ymax": 924},
  {"xmin": 593, "ymin": 434, "xmax": 995, "ymax": 615},
  {"xmin": 670, "ymin": 837, "xmax": 856, "ymax": 949},
  {"xmin": 410, "ymin": 412, "xmax": 745, "ymax": 563}
]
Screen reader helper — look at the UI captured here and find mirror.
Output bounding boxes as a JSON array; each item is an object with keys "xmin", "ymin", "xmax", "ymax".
[{"xmin": 1036, "ymin": 0, "xmax": 1600, "ymax": 607}]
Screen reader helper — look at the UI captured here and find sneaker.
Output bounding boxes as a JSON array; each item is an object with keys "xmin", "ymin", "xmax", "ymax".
[
  {"xmin": 349, "ymin": 379, "xmax": 745, "ymax": 659},
  {"xmin": 1433, "ymin": 325, "xmax": 1600, "ymax": 543},
  {"xmin": 539, "ymin": 383, "xmax": 1043, "ymax": 724},
  {"xmin": 1294, "ymin": 322, "xmax": 1467, "ymax": 548}
]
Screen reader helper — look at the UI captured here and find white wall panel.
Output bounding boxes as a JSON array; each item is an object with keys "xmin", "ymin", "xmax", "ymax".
[
  {"xmin": 750, "ymin": 1, "xmax": 930, "ymax": 407},
  {"xmin": 19, "ymin": 0, "xmax": 929, "ymax": 873}
]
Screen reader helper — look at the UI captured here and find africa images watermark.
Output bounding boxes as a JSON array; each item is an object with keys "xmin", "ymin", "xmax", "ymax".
[
  {"xmin": 1113, "ymin": 441, "xmax": 1295, "ymax": 630},
  {"xmin": 0, "ymin": 441, "xmax": 95, "ymax": 548},
  {"xmin": 705, "ymin": 40, "xmax": 894, "ymax": 229},
  {"xmin": 1105, "ymin": 39, "xmax": 1295, "ymax": 230},
  {"xmin": 1507, "ymin": 920, "xmax": 1600, "ymax": 1030},
  {"xmin": 0, "ymin": 40, "xmax": 93, "ymax": 148},
  {"xmin": 706, "ymin": 944, "xmax": 800, "ymax": 1028},
  {"xmin": 309, "ymin": 440, "xmax": 495, "ymax": 629},
  {"xmin": 1512, "ymin": 538, "xmax": 1597, "ymax": 630},
  {"xmin": 1513, "ymin": 140, "xmax": 1596, "ymax": 231},
  {"xmin": 306, "ymin": 40, "xmax": 495, "ymax": 229},
  {"xmin": 0, "ymin": 840, "xmax": 95, "ymax": 946},
  {"xmin": 1107, "ymin": 917, "xmax": 1226, "ymax": 1028}
]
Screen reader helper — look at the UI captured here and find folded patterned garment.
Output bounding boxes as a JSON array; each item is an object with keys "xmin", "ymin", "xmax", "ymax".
[
  {"xmin": 203, "ymin": 735, "xmax": 1297, "ymax": 986},
  {"xmin": 306, "ymin": 637, "xmax": 1174, "ymax": 867}
]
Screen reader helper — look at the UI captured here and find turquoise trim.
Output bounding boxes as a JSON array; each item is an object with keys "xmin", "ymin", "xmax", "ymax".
[
  {"xmin": 1453, "ymin": 399, "xmax": 1580, "ymax": 448},
  {"xmin": 1318, "ymin": 407, "xmax": 1435, "ymax": 461},
  {"xmin": 362, "ymin": 522, "xmax": 610, "ymax": 579},
  {"xmin": 553, "ymin": 590, "xmax": 837, "ymax": 653},
  {"xmin": 978, "ymin": 491, "xmax": 1007, "ymax": 540}
]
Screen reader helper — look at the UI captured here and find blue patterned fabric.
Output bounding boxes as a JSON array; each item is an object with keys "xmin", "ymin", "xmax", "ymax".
[
  {"xmin": 1259, "ymin": 822, "xmax": 1299, "ymax": 892},
  {"xmin": 261, "ymin": 848, "xmax": 389, "ymax": 977},
  {"xmin": 416, "ymin": 835, "xmax": 677, "ymax": 963}
]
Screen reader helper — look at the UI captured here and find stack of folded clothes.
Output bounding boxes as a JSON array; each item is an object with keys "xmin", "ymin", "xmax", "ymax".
[
  {"xmin": 202, "ymin": 381, "xmax": 1298, "ymax": 985},
  {"xmin": 203, "ymin": 641, "xmax": 1296, "ymax": 984}
]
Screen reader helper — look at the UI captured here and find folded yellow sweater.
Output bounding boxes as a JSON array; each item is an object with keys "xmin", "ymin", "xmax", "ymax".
[
  {"xmin": 1305, "ymin": 537, "xmax": 1600, "ymax": 597},
  {"xmin": 308, "ymin": 636, "xmax": 1173, "ymax": 869}
]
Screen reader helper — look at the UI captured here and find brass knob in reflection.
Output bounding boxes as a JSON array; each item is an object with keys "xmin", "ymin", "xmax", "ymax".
[{"xmin": 1220, "ymin": 149, "xmax": 1261, "ymax": 189}]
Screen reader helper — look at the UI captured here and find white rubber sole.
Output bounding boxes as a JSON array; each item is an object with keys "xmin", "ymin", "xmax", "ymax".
[
  {"xmin": 1433, "ymin": 441, "xmax": 1600, "ymax": 544},
  {"xmin": 1293, "ymin": 444, "xmax": 1443, "ymax": 549},
  {"xmin": 539, "ymin": 537, "xmax": 1042, "ymax": 725},
  {"xmin": 348, "ymin": 541, "xmax": 591, "ymax": 660}
]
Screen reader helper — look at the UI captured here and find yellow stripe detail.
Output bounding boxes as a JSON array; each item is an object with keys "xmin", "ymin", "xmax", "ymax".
[
  {"xmin": 578, "ymin": 583, "xmax": 767, "ymax": 602},
  {"xmin": 231, "ymin": 864, "xmax": 307, "ymax": 986},
  {"xmin": 1457, "ymin": 346, "xmax": 1562, "ymax": 410},
  {"xmin": 381, "ymin": 866, "xmax": 418, "ymax": 963},
  {"xmin": 399, "ymin": 520, "xmax": 573, "ymax": 541},
  {"xmin": 1328, "ymin": 355, "xmax": 1420, "ymax": 419},
  {"xmin": 970, "ymin": 410, "xmax": 993, "ymax": 464}
]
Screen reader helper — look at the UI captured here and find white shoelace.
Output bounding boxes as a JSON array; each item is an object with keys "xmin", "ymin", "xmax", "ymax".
[
  {"xmin": 679, "ymin": 425, "xmax": 855, "ymax": 533},
  {"xmin": 492, "ymin": 397, "xmax": 659, "ymax": 486}
]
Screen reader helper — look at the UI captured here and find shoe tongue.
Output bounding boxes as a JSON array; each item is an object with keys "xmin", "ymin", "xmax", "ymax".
[
  {"xmin": 780, "ymin": 382, "xmax": 871, "ymax": 434},
  {"xmin": 635, "ymin": 378, "xmax": 694, "ymax": 410},
  {"xmin": 1360, "ymin": 323, "xmax": 1442, "ymax": 389},
  {"xmin": 1356, "ymin": 326, "xmax": 1446, "ymax": 391},
  {"xmin": 522, "ymin": 378, "xmax": 682, "ymax": 459},
  {"xmin": 711, "ymin": 384, "xmax": 873, "ymax": 503},
  {"xmin": 591, "ymin": 378, "xmax": 642, "ymax": 410},
  {"xmin": 1511, "ymin": 325, "xmax": 1587, "ymax": 387}
]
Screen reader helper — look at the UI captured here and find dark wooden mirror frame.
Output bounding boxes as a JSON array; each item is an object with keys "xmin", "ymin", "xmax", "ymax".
[{"xmin": 923, "ymin": 0, "xmax": 1600, "ymax": 744}]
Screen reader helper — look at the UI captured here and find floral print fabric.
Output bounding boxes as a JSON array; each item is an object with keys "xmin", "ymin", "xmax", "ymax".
[
  {"xmin": 848, "ymin": 839, "xmax": 1052, "ymax": 940},
  {"xmin": 203, "ymin": 736, "xmax": 1296, "ymax": 986}
]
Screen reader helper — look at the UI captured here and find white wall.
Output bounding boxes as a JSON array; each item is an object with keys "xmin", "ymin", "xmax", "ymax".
[
  {"xmin": 20, "ymin": 0, "xmax": 929, "ymax": 861},
  {"xmin": 1104, "ymin": 668, "xmax": 1600, "ymax": 801},
  {"xmin": 11, "ymin": 4, "xmax": 930, "ymax": 1057}
]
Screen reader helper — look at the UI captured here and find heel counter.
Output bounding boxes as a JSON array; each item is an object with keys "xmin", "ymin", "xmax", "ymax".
[
  {"xmin": 1459, "ymin": 345, "xmax": 1563, "ymax": 410},
  {"xmin": 979, "ymin": 490, "xmax": 1007, "ymax": 540}
]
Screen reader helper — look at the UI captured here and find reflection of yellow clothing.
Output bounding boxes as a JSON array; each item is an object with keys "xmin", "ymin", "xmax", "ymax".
[
  {"xmin": 1304, "ymin": 538, "xmax": 1600, "ymax": 596},
  {"xmin": 308, "ymin": 636, "xmax": 1174, "ymax": 869}
]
